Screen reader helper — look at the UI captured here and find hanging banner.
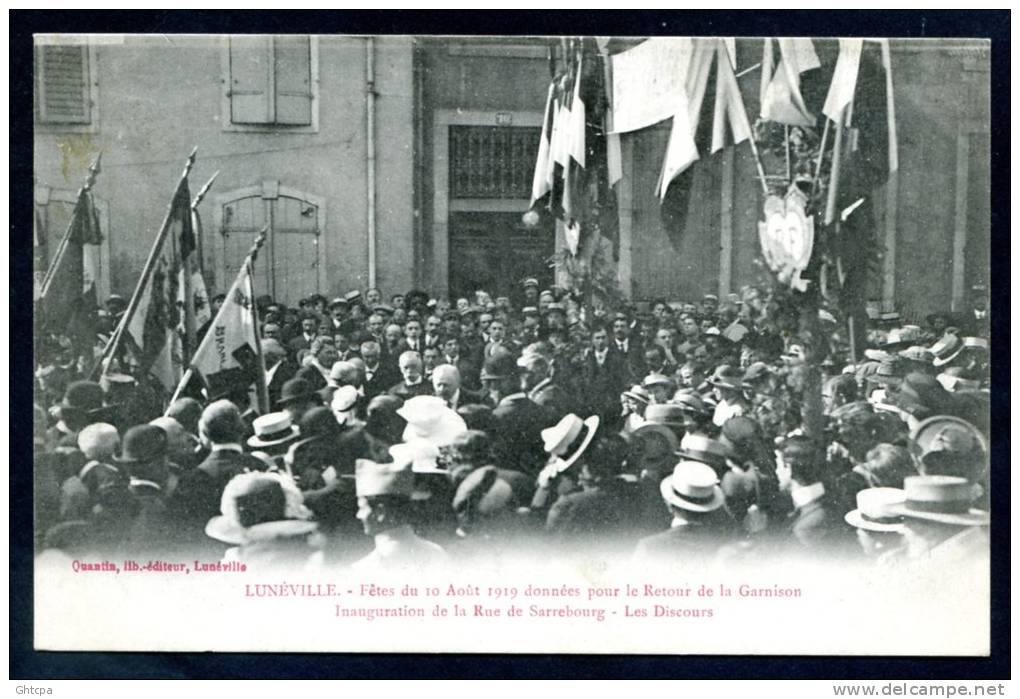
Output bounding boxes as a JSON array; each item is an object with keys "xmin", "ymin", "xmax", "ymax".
[{"xmin": 610, "ymin": 37, "xmax": 695, "ymax": 134}]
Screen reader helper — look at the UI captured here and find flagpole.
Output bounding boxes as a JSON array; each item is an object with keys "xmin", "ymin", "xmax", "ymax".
[
  {"xmin": 96, "ymin": 147, "xmax": 198, "ymax": 380},
  {"xmin": 824, "ymin": 110, "xmax": 847, "ymax": 226},
  {"xmin": 183, "ymin": 171, "xmax": 219, "ymax": 360},
  {"xmin": 243, "ymin": 227, "xmax": 271, "ymax": 414},
  {"xmin": 811, "ymin": 118, "xmax": 831, "ymax": 199},
  {"xmin": 38, "ymin": 153, "xmax": 102, "ymax": 299}
]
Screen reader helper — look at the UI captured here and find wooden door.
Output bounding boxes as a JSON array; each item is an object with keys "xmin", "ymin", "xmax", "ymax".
[
  {"xmin": 217, "ymin": 183, "xmax": 323, "ymax": 306},
  {"xmin": 448, "ymin": 210, "xmax": 554, "ymax": 302}
]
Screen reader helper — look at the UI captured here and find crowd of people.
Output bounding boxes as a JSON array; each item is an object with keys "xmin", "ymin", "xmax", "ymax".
[{"xmin": 33, "ymin": 277, "xmax": 993, "ymax": 572}]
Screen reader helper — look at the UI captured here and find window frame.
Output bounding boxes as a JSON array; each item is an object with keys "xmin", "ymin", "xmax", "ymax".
[
  {"xmin": 34, "ymin": 39, "xmax": 100, "ymax": 134},
  {"xmin": 220, "ymin": 35, "xmax": 320, "ymax": 134}
]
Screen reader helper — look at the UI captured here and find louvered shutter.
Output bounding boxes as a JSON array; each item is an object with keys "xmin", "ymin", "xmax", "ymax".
[
  {"xmin": 229, "ymin": 36, "xmax": 272, "ymax": 124},
  {"xmin": 38, "ymin": 45, "xmax": 90, "ymax": 124},
  {"xmin": 273, "ymin": 36, "xmax": 312, "ymax": 125}
]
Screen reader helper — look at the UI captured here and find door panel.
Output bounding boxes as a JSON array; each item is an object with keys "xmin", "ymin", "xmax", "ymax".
[
  {"xmin": 448, "ymin": 210, "xmax": 554, "ymax": 302},
  {"xmin": 220, "ymin": 188, "xmax": 321, "ymax": 307}
]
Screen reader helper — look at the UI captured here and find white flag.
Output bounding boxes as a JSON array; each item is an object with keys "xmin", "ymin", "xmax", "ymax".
[
  {"xmin": 190, "ymin": 258, "xmax": 258, "ymax": 378},
  {"xmin": 822, "ymin": 38, "xmax": 864, "ymax": 122}
]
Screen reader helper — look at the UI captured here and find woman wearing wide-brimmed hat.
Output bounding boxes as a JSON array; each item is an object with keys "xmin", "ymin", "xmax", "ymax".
[{"xmin": 205, "ymin": 471, "xmax": 322, "ymax": 570}]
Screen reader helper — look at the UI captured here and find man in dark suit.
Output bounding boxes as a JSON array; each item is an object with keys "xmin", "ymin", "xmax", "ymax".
[
  {"xmin": 402, "ymin": 319, "xmax": 426, "ymax": 355},
  {"xmin": 611, "ymin": 312, "xmax": 645, "ymax": 382},
  {"xmin": 262, "ymin": 339, "xmax": 297, "ymax": 409},
  {"xmin": 442, "ymin": 336, "xmax": 480, "ymax": 391},
  {"xmin": 775, "ymin": 435, "xmax": 851, "ymax": 552},
  {"xmin": 580, "ymin": 325, "xmax": 630, "ymax": 426},
  {"xmin": 169, "ymin": 400, "xmax": 266, "ymax": 544},
  {"xmin": 546, "ymin": 435, "xmax": 649, "ymax": 552},
  {"xmin": 422, "ymin": 315, "xmax": 443, "ymax": 350},
  {"xmin": 432, "ymin": 364, "xmax": 486, "ymax": 410},
  {"xmin": 116, "ymin": 425, "xmax": 197, "ymax": 557},
  {"xmin": 490, "ymin": 390, "xmax": 552, "ymax": 477},
  {"xmin": 389, "ymin": 351, "xmax": 433, "ymax": 402},
  {"xmin": 519, "ymin": 350, "xmax": 572, "ymax": 423},
  {"xmin": 286, "ymin": 314, "xmax": 320, "ymax": 359},
  {"xmin": 359, "ymin": 340, "xmax": 400, "ymax": 402},
  {"xmin": 483, "ymin": 318, "xmax": 519, "ymax": 360}
]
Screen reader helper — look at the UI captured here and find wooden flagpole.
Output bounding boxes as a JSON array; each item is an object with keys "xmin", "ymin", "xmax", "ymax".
[{"xmin": 95, "ymin": 147, "xmax": 198, "ymax": 380}]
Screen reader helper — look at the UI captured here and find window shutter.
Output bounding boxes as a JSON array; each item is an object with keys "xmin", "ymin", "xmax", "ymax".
[
  {"xmin": 273, "ymin": 36, "xmax": 312, "ymax": 125},
  {"xmin": 38, "ymin": 45, "xmax": 90, "ymax": 124},
  {"xmin": 229, "ymin": 36, "xmax": 272, "ymax": 124}
]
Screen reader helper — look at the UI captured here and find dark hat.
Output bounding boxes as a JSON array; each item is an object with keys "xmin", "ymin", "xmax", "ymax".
[
  {"xmin": 742, "ymin": 362, "xmax": 772, "ymax": 383},
  {"xmin": 643, "ymin": 403, "xmax": 686, "ymax": 428},
  {"xmin": 307, "ymin": 294, "xmax": 327, "ymax": 306},
  {"xmin": 278, "ymin": 378, "xmax": 319, "ymax": 407},
  {"xmin": 298, "ymin": 406, "xmax": 342, "ymax": 440},
  {"xmin": 888, "ymin": 372, "xmax": 953, "ymax": 418},
  {"xmin": 294, "ymin": 365, "xmax": 327, "ymax": 391},
  {"xmin": 115, "ymin": 425, "xmax": 168, "ymax": 464},
  {"xmin": 707, "ymin": 365, "xmax": 744, "ymax": 391},
  {"xmin": 718, "ymin": 416, "xmax": 764, "ymax": 456},
  {"xmin": 105, "ymin": 294, "xmax": 127, "ymax": 310},
  {"xmin": 672, "ymin": 389, "xmax": 710, "ymax": 415},
  {"xmin": 910, "ymin": 415, "xmax": 987, "ymax": 478},
  {"xmin": 480, "ymin": 351, "xmax": 516, "ymax": 381},
  {"xmin": 925, "ymin": 310, "xmax": 955, "ymax": 327},
  {"xmin": 373, "ymin": 303, "xmax": 395, "ymax": 315},
  {"xmin": 61, "ymin": 381, "xmax": 105, "ymax": 413}
]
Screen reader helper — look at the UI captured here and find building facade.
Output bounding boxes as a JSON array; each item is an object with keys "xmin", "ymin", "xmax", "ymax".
[{"xmin": 33, "ymin": 35, "xmax": 989, "ymax": 317}]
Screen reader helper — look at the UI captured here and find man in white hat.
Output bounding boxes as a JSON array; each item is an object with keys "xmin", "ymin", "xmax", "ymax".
[
  {"xmin": 352, "ymin": 459, "xmax": 447, "ymax": 572},
  {"xmin": 633, "ymin": 459, "xmax": 738, "ymax": 562},
  {"xmin": 888, "ymin": 475, "xmax": 989, "ymax": 564}
]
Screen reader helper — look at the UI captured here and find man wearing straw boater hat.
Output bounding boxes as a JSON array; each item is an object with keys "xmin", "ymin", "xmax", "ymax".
[
  {"xmin": 633, "ymin": 456, "xmax": 739, "ymax": 563},
  {"xmin": 887, "ymin": 475, "xmax": 989, "ymax": 563},
  {"xmin": 351, "ymin": 459, "xmax": 447, "ymax": 572}
]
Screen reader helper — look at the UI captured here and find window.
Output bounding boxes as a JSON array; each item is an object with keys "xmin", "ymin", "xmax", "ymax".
[
  {"xmin": 34, "ymin": 42, "xmax": 98, "ymax": 130},
  {"xmin": 223, "ymin": 35, "xmax": 319, "ymax": 132},
  {"xmin": 449, "ymin": 126, "xmax": 541, "ymax": 199}
]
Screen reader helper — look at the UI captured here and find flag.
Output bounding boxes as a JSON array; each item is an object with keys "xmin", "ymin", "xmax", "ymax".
[
  {"xmin": 826, "ymin": 39, "xmax": 898, "ymax": 313},
  {"xmin": 123, "ymin": 179, "xmax": 192, "ymax": 393},
  {"xmin": 187, "ymin": 255, "xmax": 260, "ymax": 399},
  {"xmin": 760, "ymin": 37, "xmax": 820, "ymax": 127},
  {"xmin": 38, "ymin": 190, "xmax": 103, "ymax": 347},
  {"xmin": 182, "ymin": 207, "xmax": 212, "ymax": 343},
  {"xmin": 568, "ymin": 50, "xmax": 586, "ymax": 167},
  {"xmin": 822, "ymin": 38, "xmax": 864, "ymax": 122},
  {"xmin": 530, "ymin": 83, "xmax": 555, "ymax": 206},
  {"xmin": 657, "ymin": 38, "xmax": 717, "ymax": 200},
  {"xmin": 711, "ymin": 40, "xmax": 754, "ymax": 154}
]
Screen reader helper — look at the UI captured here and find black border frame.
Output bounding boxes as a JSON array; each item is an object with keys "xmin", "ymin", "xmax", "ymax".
[{"xmin": 10, "ymin": 9, "xmax": 1010, "ymax": 680}]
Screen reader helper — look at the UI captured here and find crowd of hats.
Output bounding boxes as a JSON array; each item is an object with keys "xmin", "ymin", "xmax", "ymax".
[{"xmin": 33, "ymin": 279, "xmax": 992, "ymax": 567}]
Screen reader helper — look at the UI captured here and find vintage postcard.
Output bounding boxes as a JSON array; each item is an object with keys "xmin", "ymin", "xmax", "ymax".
[{"xmin": 30, "ymin": 32, "xmax": 993, "ymax": 655}]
